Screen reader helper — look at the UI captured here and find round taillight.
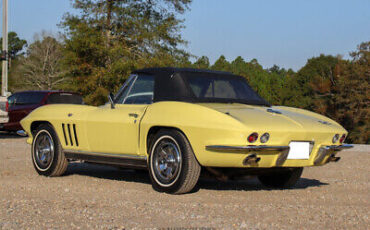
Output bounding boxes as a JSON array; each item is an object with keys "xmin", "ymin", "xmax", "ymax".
[
  {"xmin": 248, "ymin": 132, "xmax": 258, "ymax": 143},
  {"xmin": 339, "ymin": 134, "xmax": 346, "ymax": 143},
  {"xmin": 260, "ymin": 133, "xmax": 270, "ymax": 143},
  {"xmin": 332, "ymin": 134, "xmax": 340, "ymax": 143}
]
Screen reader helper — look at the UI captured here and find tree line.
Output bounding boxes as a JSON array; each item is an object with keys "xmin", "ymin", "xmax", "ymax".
[{"xmin": 0, "ymin": 0, "xmax": 368, "ymax": 144}]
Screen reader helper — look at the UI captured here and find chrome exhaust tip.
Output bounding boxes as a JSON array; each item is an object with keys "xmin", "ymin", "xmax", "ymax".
[
  {"xmin": 243, "ymin": 153, "xmax": 261, "ymax": 166},
  {"xmin": 16, "ymin": 130, "xmax": 27, "ymax": 137},
  {"xmin": 328, "ymin": 154, "xmax": 341, "ymax": 163}
]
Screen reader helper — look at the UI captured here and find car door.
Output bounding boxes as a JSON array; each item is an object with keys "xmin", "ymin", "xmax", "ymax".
[{"xmin": 85, "ymin": 74, "xmax": 154, "ymax": 155}]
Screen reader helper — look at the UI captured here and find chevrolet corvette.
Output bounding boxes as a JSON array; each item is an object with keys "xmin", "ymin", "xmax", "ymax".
[{"xmin": 20, "ymin": 68, "xmax": 352, "ymax": 194}]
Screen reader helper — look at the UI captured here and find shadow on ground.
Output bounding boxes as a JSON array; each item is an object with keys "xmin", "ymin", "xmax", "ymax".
[{"xmin": 65, "ymin": 162, "xmax": 328, "ymax": 192}]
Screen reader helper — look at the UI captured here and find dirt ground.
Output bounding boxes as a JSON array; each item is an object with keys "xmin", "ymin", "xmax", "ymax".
[{"xmin": 0, "ymin": 133, "xmax": 369, "ymax": 229}]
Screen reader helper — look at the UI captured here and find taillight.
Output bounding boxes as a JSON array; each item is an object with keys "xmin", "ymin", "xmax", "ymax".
[
  {"xmin": 339, "ymin": 134, "xmax": 346, "ymax": 143},
  {"xmin": 260, "ymin": 133, "xmax": 270, "ymax": 143},
  {"xmin": 332, "ymin": 134, "xmax": 340, "ymax": 143},
  {"xmin": 5, "ymin": 101, "xmax": 8, "ymax": 112},
  {"xmin": 248, "ymin": 132, "xmax": 258, "ymax": 143}
]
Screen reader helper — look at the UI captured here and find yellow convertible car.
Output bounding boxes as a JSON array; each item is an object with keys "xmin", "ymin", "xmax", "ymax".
[{"xmin": 20, "ymin": 68, "xmax": 352, "ymax": 194}]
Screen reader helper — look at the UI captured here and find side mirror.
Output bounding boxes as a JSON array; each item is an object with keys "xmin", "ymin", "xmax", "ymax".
[{"xmin": 108, "ymin": 92, "xmax": 115, "ymax": 109}]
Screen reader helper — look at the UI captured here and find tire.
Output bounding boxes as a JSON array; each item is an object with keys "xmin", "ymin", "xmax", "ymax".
[
  {"xmin": 258, "ymin": 167, "xmax": 303, "ymax": 188},
  {"xmin": 148, "ymin": 129, "xmax": 201, "ymax": 194},
  {"xmin": 31, "ymin": 124, "xmax": 68, "ymax": 177}
]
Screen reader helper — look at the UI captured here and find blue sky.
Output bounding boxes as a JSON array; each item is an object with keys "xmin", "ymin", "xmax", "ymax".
[{"xmin": 6, "ymin": 0, "xmax": 370, "ymax": 70}]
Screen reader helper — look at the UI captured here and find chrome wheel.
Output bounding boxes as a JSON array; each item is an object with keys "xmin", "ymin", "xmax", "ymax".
[
  {"xmin": 151, "ymin": 136, "xmax": 182, "ymax": 187},
  {"xmin": 33, "ymin": 131, "xmax": 54, "ymax": 171}
]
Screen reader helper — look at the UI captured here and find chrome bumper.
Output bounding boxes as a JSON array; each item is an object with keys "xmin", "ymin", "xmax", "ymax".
[
  {"xmin": 314, "ymin": 144, "xmax": 353, "ymax": 165},
  {"xmin": 205, "ymin": 145, "xmax": 290, "ymax": 153},
  {"xmin": 325, "ymin": 144, "xmax": 354, "ymax": 151}
]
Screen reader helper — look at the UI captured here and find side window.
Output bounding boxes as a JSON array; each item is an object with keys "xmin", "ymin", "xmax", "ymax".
[
  {"xmin": 204, "ymin": 80, "xmax": 236, "ymax": 98},
  {"xmin": 114, "ymin": 75, "xmax": 136, "ymax": 104},
  {"xmin": 16, "ymin": 93, "xmax": 46, "ymax": 105},
  {"xmin": 117, "ymin": 75, "xmax": 155, "ymax": 105}
]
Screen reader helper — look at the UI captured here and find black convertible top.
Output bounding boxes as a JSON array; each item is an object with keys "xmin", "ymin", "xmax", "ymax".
[
  {"xmin": 132, "ymin": 67, "xmax": 270, "ymax": 106},
  {"xmin": 133, "ymin": 67, "xmax": 233, "ymax": 76}
]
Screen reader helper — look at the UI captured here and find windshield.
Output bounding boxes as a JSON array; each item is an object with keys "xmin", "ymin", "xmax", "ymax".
[{"xmin": 184, "ymin": 74, "xmax": 269, "ymax": 106}]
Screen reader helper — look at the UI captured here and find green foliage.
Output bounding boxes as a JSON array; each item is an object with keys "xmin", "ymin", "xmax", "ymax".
[
  {"xmin": 61, "ymin": 0, "xmax": 192, "ymax": 105},
  {"xmin": 332, "ymin": 42, "xmax": 369, "ymax": 143},
  {"xmin": 0, "ymin": 31, "xmax": 28, "ymax": 59},
  {"xmin": 288, "ymin": 54, "xmax": 340, "ymax": 109},
  {"xmin": 0, "ymin": 32, "xmax": 28, "ymax": 90}
]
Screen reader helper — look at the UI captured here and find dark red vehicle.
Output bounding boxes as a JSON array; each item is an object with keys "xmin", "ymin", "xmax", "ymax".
[{"xmin": 0, "ymin": 91, "xmax": 83, "ymax": 131}]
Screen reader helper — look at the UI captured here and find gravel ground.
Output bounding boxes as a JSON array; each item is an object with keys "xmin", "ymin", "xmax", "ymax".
[{"xmin": 0, "ymin": 133, "xmax": 369, "ymax": 229}]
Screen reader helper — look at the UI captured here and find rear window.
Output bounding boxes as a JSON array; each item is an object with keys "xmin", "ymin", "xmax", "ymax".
[
  {"xmin": 15, "ymin": 92, "xmax": 46, "ymax": 105},
  {"xmin": 46, "ymin": 93, "xmax": 83, "ymax": 104},
  {"xmin": 186, "ymin": 75, "xmax": 265, "ymax": 103}
]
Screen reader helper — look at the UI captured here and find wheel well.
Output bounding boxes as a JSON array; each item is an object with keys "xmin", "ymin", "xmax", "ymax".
[
  {"xmin": 146, "ymin": 126, "xmax": 188, "ymax": 154},
  {"xmin": 30, "ymin": 121, "xmax": 52, "ymax": 136}
]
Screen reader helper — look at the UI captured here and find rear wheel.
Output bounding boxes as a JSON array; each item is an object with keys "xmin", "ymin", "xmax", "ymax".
[
  {"xmin": 148, "ymin": 129, "xmax": 201, "ymax": 194},
  {"xmin": 32, "ymin": 124, "xmax": 68, "ymax": 176},
  {"xmin": 258, "ymin": 167, "xmax": 303, "ymax": 188}
]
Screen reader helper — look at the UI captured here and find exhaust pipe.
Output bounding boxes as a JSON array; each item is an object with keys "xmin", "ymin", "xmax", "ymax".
[
  {"xmin": 328, "ymin": 154, "xmax": 341, "ymax": 163},
  {"xmin": 243, "ymin": 153, "xmax": 261, "ymax": 166}
]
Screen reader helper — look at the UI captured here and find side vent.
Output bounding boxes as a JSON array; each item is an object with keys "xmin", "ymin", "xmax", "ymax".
[
  {"xmin": 73, "ymin": 124, "xmax": 79, "ymax": 146},
  {"xmin": 62, "ymin": 124, "xmax": 68, "ymax": 146},
  {"xmin": 62, "ymin": 123, "xmax": 79, "ymax": 147},
  {"xmin": 67, "ymin": 124, "xmax": 73, "ymax": 146}
]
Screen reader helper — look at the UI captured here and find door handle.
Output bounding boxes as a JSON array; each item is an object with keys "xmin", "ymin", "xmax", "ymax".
[{"xmin": 129, "ymin": 113, "xmax": 138, "ymax": 118}]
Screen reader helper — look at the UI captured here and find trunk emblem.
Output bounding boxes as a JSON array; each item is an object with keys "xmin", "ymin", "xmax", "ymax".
[
  {"xmin": 267, "ymin": 108, "xmax": 282, "ymax": 114},
  {"xmin": 318, "ymin": 120, "xmax": 331, "ymax": 125}
]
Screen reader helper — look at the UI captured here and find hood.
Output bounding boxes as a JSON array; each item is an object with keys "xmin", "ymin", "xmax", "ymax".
[{"xmin": 197, "ymin": 103, "xmax": 346, "ymax": 133}]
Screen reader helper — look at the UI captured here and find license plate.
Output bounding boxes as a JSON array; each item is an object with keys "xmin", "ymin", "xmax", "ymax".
[{"xmin": 287, "ymin": 142, "xmax": 310, "ymax": 159}]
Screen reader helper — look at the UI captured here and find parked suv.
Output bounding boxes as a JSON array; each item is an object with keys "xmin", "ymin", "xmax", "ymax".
[{"xmin": 1, "ymin": 91, "xmax": 83, "ymax": 131}]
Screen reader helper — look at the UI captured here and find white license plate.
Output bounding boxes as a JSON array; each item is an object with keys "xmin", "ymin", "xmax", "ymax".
[{"xmin": 287, "ymin": 142, "xmax": 310, "ymax": 159}]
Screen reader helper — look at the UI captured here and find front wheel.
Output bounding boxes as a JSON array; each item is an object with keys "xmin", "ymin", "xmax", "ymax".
[
  {"xmin": 258, "ymin": 167, "xmax": 303, "ymax": 188},
  {"xmin": 32, "ymin": 124, "xmax": 68, "ymax": 176},
  {"xmin": 148, "ymin": 129, "xmax": 201, "ymax": 194}
]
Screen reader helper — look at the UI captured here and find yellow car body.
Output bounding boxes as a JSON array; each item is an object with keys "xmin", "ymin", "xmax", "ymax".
[
  {"xmin": 21, "ymin": 100, "xmax": 348, "ymax": 168},
  {"xmin": 20, "ymin": 68, "xmax": 353, "ymax": 193}
]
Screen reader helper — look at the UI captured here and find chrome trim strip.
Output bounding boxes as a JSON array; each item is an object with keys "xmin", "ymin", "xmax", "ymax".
[
  {"xmin": 63, "ymin": 149, "xmax": 147, "ymax": 160},
  {"xmin": 206, "ymin": 145, "xmax": 290, "ymax": 152},
  {"xmin": 325, "ymin": 144, "xmax": 354, "ymax": 151}
]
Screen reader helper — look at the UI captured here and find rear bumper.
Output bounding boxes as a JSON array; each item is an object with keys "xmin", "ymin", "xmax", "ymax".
[
  {"xmin": 206, "ymin": 145, "xmax": 290, "ymax": 152},
  {"xmin": 324, "ymin": 144, "xmax": 353, "ymax": 151},
  {"xmin": 205, "ymin": 144, "xmax": 290, "ymax": 167},
  {"xmin": 203, "ymin": 144, "xmax": 353, "ymax": 168},
  {"xmin": 314, "ymin": 144, "xmax": 353, "ymax": 165}
]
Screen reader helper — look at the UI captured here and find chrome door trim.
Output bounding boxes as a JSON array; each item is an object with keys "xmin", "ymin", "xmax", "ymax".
[{"xmin": 63, "ymin": 149, "xmax": 147, "ymax": 160}]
